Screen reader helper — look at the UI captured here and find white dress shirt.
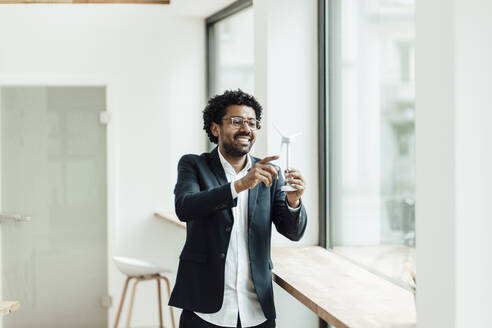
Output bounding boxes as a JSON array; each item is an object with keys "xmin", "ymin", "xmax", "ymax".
[{"xmin": 195, "ymin": 148, "xmax": 267, "ymax": 327}]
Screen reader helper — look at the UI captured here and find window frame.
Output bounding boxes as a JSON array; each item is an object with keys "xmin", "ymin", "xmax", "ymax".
[
  {"xmin": 318, "ymin": 0, "xmax": 328, "ymax": 250},
  {"xmin": 318, "ymin": 1, "xmax": 329, "ymax": 327},
  {"xmin": 205, "ymin": 0, "xmax": 253, "ymax": 99},
  {"xmin": 319, "ymin": 0, "xmax": 416, "ymax": 294}
]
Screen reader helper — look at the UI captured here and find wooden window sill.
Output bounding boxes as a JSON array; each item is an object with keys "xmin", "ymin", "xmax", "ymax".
[{"xmin": 272, "ymin": 246, "xmax": 416, "ymax": 328}]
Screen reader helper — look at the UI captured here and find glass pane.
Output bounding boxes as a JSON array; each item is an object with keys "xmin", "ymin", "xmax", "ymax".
[
  {"xmin": 329, "ymin": 0, "xmax": 415, "ymax": 287},
  {"xmin": 212, "ymin": 7, "xmax": 254, "ymax": 95},
  {"xmin": 1, "ymin": 86, "xmax": 107, "ymax": 327}
]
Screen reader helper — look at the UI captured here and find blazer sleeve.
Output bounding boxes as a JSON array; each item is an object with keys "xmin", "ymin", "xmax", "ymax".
[
  {"xmin": 271, "ymin": 166, "xmax": 307, "ymax": 241},
  {"xmin": 174, "ymin": 155, "xmax": 237, "ymax": 222}
]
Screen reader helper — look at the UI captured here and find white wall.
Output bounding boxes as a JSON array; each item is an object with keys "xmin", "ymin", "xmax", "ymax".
[
  {"xmin": 0, "ymin": 6, "xmax": 206, "ymax": 327},
  {"xmin": 416, "ymin": 0, "xmax": 456, "ymax": 326},
  {"xmin": 255, "ymin": 0, "xmax": 320, "ymax": 327},
  {"xmin": 416, "ymin": 0, "xmax": 492, "ymax": 327},
  {"xmin": 455, "ymin": 0, "xmax": 492, "ymax": 326},
  {"xmin": 255, "ymin": 0, "xmax": 319, "ymax": 248}
]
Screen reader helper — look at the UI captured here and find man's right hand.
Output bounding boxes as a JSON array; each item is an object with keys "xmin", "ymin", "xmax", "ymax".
[{"xmin": 235, "ymin": 155, "xmax": 280, "ymax": 193}]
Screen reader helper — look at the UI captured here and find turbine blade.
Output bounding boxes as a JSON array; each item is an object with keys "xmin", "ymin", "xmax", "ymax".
[
  {"xmin": 273, "ymin": 123, "xmax": 287, "ymax": 137},
  {"xmin": 289, "ymin": 132, "xmax": 302, "ymax": 139}
]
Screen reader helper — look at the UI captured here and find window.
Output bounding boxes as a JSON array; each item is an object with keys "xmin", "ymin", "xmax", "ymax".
[
  {"xmin": 207, "ymin": 0, "xmax": 254, "ymax": 97},
  {"xmin": 324, "ymin": 0, "xmax": 416, "ymax": 287}
]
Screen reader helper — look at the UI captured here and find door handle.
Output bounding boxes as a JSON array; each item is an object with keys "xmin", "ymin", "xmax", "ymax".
[{"xmin": 0, "ymin": 214, "xmax": 31, "ymax": 223}]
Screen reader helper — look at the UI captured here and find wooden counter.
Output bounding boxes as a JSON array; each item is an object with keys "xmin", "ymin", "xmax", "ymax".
[
  {"xmin": 272, "ymin": 246, "xmax": 415, "ymax": 328},
  {"xmin": 155, "ymin": 211, "xmax": 416, "ymax": 327},
  {"xmin": 0, "ymin": 301, "xmax": 20, "ymax": 316}
]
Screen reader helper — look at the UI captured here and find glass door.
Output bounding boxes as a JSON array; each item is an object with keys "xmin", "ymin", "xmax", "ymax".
[{"xmin": 0, "ymin": 86, "xmax": 108, "ymax": 328}]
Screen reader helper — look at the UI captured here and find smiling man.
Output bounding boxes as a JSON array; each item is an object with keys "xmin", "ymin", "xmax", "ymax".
[{"xmin": 169, "ymin": 89, "xmax": 307, "ymax": 328}]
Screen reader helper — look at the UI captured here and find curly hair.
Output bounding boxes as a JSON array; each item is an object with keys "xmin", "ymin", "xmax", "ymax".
[{"xmin": 203, "ymin": 89, "xmax": 263, "ymax": 144}]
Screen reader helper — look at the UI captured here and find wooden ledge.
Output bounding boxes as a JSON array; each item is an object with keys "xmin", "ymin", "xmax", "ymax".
[
  {"xmin": 154, "ymin": 211, "xmax": 186, "ymax": 230},
  {"xmin": 0, "ymin": 301, "xmax": 20, "ymax": 316},
  {"xmin": 271, "ymin": 246, "xmax": 416, "ymax": 328}
]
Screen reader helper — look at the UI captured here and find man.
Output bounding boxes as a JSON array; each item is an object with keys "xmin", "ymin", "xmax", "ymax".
[{"xmin": 170, "ymin": 89, "xmax": 307, "ymax": 328}]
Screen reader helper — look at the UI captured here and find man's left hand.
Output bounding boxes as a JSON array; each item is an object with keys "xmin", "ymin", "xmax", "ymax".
[{"xmin": 284, "ymin": 168, "xmax": 306, "ymax": 208}]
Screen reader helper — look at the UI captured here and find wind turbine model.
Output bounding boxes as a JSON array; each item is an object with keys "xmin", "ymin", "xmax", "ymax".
[{"xmin": 273, "ymin": 124, "xmax": 302, "ymax": 192}]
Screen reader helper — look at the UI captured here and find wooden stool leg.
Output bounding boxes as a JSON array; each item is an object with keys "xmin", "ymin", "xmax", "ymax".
[
  {"xmin": 157, "ymin": 277, "xmax": 163, "ymax": 327},
  {"xmin": 114, "ymin": 276, "xmax": 132, "ymax": 328},
  {"xmin": 161, "ymin": 276, "xmax": 176, "ymax": 328},
  {"xmin": 126, "ymin": 278, "xmax": 141, "ymax": 328}
]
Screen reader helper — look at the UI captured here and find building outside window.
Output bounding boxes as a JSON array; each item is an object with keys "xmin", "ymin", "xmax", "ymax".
[{"xmin": 326, "ymin": 0, "xmax": 416, "ymax": 287}]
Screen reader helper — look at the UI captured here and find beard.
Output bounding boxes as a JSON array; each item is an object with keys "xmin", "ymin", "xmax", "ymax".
[{"xmin": 221, "ymin": 132, "xmax": 254, "ymax": 157}]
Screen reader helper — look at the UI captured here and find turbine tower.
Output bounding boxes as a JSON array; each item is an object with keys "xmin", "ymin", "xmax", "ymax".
[{"xmin": 273, "ymin": 124, "xmax": 301, "ymax": 192}]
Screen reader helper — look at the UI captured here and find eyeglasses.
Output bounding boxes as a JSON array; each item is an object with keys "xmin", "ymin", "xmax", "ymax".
[{"xmin": 222, "ymin": 116, "xmax": 261, "ymax": 130}]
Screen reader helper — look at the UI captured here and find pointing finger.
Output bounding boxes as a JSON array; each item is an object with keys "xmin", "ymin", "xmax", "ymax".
[{"xmin": 259, "ymin": 155, "xmax": 280, "ymax": 164}]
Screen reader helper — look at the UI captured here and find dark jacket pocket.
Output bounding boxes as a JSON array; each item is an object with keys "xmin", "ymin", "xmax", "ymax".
[
  {"xmin": 179, "ymin": 249, "xmax": 208, "ymax": 263},
  {"xmin": 268, "ymin": 259, "xmax": 274, "ymax": 270}
]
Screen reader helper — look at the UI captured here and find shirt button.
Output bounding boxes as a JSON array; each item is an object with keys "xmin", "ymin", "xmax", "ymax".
[
  {"xmin": 220, "ymin": 253, "xmax": 226, "ymax": 259},
  {"xmin": 225, "ymin": 226, "xmax": 232, "ymax": 232}
]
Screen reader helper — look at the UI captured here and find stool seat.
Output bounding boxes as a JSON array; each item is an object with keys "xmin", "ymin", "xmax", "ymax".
[
  {"xmin": 113, "ymin": 256, "xmax": 175, "ymax": 328},
  {"xmin": 113, "ymin": 256, "xmax": 171, "ymax": 276}
]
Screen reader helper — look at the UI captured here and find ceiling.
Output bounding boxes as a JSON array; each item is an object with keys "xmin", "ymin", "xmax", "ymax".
[{"xmin": 170, "ymin": 0, "xmax": 239, "ymax": 18}]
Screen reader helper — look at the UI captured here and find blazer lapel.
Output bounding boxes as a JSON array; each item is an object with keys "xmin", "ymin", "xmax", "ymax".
[
  {"xmin": 209, "ymin": 147, "xmax": 228, "ymax": 186},
  {"xmin": 208, "ymin": 147, "xmax": 234, "ymax": 225},
  {"xmin": 248, "ymin": 157, "xmax": 260, "ymax": 222}
]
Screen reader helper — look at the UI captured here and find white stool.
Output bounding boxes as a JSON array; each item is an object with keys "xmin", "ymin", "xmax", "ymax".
[{"xmin": 113, "ymin": 256, "xmax": 176, "ymax": 328}]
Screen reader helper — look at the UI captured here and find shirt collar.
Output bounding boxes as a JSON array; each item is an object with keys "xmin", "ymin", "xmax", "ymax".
[{"xmin": 217, "ymin": 146, "xmax": 252, "ymax": 175}]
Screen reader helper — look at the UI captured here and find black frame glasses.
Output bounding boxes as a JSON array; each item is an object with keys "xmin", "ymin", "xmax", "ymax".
[{"xmin": 222, "ymin": 116, "xmax": 261, "ymax": 130}]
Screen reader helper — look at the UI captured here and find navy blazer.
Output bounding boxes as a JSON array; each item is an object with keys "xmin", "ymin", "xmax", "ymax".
[{"xmin": 169, "ymin": 147, "xmax": 307, "ymax": 320}]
